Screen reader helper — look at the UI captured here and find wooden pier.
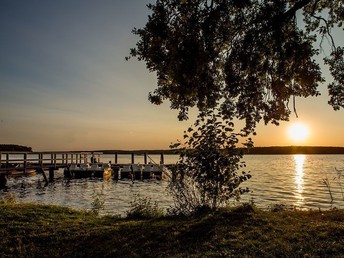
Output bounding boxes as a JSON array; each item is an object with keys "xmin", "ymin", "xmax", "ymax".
[{"xmin": 0, "ymin": 151, "xmax": 171, "ymax": 187}]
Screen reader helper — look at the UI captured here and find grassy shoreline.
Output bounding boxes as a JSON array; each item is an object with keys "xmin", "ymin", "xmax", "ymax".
[{"xmin": 1, "ymin": 203, "xmax": 344, "ymax": 257}]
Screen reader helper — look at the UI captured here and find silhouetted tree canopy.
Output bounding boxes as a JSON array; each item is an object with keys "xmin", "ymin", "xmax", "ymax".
[{"xmin": 129, "ymin": 0, "xmax": 343, "ymax": 133}]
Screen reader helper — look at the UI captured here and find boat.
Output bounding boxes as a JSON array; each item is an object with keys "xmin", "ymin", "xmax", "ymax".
[
  {"xmin": 7, "ymin": 164, "xmax": 37, "ymax": 177},
  {"xmin": 63, "ymin": 162, "xmax": 165, "ymax": 180},
  {"xmin": 64, "ymin": 163, "xmax": 113, "ymax": 179}
]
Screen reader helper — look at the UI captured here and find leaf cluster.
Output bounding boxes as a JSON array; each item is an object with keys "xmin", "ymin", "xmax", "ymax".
[{"xmin": 130, "ymin": 0, "xmax": 343, "ymax": 132}]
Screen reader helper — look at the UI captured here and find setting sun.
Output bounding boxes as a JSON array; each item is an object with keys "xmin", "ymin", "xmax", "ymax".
[{"xmin": 288, "ymin": 123, "xmax": 309, "ymax": 142}]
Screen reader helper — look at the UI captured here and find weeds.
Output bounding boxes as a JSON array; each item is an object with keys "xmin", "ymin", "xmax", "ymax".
[
  {"xmin": 322, "ymin": 175, "xmax": 334, "ymax": 203},
  {"xmin": 335, "ymin": 168, "xmax": 344, "ymax": 200},
  {"xmin": 0, "ymin": 192, "xmax": 16, "ymax": 204},
  {"xmin": 90, "ymin": 185, "xmax": 105, "ymax": 215},
  {"xmin": 126, "ymin": 195, "xmax": 164, "ymax": 219},
  {"xmin": 322, "ymin": 167, "xmax": 344, "ymax": 205}
]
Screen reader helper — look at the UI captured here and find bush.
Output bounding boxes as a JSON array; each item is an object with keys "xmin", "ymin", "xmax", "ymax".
[
  {"xmin": 127, "ymin": 196, "xmax": 164, "ymax": 219},
  {"xmin": 168, "ymin": 109, "xmax": 252, "ymax": 216},
  {"xmin": 90, "ymin": 186, "xmax": 105, "ymax": 215}
]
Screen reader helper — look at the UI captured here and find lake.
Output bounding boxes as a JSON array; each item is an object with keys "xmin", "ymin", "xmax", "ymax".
[{"xmin": 1, "ymin": 154, "xmax": 344, "ymax": 216}]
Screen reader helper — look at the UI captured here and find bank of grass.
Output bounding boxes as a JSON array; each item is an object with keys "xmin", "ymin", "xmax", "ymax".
[{"xmin": 0, "ymin": 203, "xmax": 344, "ymax": 257}]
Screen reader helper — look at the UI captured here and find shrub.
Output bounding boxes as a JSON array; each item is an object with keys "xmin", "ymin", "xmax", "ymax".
[
  {"xmin": 90, "ymin": 186, "xmax": 105, "ymax": 215},
  {"xmin": 126, "ymin": 195, "xmax": 164, "ymax": 219},
  {"xmin": 168, "ymin": 109, "xmax": 252, "ymax": 216}
]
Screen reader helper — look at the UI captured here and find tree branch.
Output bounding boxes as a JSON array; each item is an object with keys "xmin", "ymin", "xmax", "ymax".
[
  {"xmin": 284, "ymin": 0, "xmax": 312, "ymax": 20},
  {"xmin": 311, "ymin": 14, "xmax": 337, "ymax": 51}
]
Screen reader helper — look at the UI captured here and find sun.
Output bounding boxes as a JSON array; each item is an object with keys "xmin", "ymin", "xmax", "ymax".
[{"xmin": 288, "ymin": 123, "xmax": 309, "ymax": 142}]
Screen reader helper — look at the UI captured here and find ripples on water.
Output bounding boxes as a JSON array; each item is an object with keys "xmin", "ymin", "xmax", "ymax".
[
  {"xmin": 1, "ymin": 154, "xmax": 344, "ymax": 215},
  {"xmin": 240, "ymin": 154, "xmax": 344, "ymax": 210}
]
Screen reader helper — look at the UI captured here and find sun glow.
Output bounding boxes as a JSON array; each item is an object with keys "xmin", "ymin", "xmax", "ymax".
[{"xmin": 288, "ymin": 122, "xmax": 309, "ymax": 142}]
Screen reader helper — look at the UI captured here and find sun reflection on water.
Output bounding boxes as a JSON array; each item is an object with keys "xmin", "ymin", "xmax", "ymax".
[{"xmin": 294, "ymin": 155, "xmax": 305, "ymax": 206}]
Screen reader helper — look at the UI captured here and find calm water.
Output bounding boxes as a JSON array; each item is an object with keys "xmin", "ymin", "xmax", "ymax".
[{"xmin": 1, "ymin": 154, "xmax": 344, "ymax": 216}]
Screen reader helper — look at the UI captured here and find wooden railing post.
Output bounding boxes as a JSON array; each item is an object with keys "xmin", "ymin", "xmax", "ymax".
[
  {"xmin": 53, "ymin": 154, "xmax": 57, "ymax": 167},
  {"xmin": 6, "ymin": 153, "xmax": 9, "ymax": 168},
  {"xmin": 0, "ymin": 152, "xmax": 2, "ymax": 168},
  {"xmin": 115, "ymin": 152, "xmax": 118, "ymax": 164}
]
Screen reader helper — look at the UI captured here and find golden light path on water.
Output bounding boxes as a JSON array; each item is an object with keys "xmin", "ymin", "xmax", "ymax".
[{"xmin": 294, "ymin": 154, "xmax": 305, "ymax": 206}]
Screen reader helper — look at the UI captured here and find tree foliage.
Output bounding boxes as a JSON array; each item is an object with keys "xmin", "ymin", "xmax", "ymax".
[
  {"xmin": 168, "ymin": 109, "xmax": 252, "ymax": 215},
  {"xmin": 129, "ymin": 0, "xmax": 343, "ymax": 133}
]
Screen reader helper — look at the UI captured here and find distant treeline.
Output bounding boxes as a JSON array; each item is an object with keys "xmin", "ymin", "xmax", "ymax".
[
  {"xmin": 97, "ymin": 149, "xmax": 179, "ymax": 155},
  {"xmin": 242, "ymin": 146, "xmax": 344, "ymax": 155},
  {"xmin": 0, "ymin": 144, "xmax": 32, "ymax": 152},
  {"xmin": 98, "ymin": 146, "xmax": 344, "ymax": 155}
]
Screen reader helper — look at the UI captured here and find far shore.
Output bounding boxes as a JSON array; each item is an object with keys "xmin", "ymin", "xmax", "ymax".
[
  {"xmin": 95, "ymin": 146, "xmax": 344, "ymax": 155},
  {"xmin": 2, "ymin": 145, "xmax": 344, "ymax": 155}
]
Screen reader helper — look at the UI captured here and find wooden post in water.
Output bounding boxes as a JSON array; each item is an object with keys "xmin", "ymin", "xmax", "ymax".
[
  {"xmin": 39, "ymin": 153, "xmax": 43, "ymax": 167},
  {"xmin": 37, "ymin": 167, "xmax": 49, "ymax": 185},
  {"xmin": 23, "ymin": 153, "xmax": 27, "ymax": 175},
  {"xmin": 160, "ymin": 153, "xmax": 164, "ymax": 164},
  {"xmin": 131, "ymin": 153, "xmax": 135, "ymax": 164},
  {"xmin": 144, "ymin": 153, "xmax": 148, "ymax": 164},
  {"xmin": 49, "ymin": 167, "xmax": 54, "ymax": 182}
]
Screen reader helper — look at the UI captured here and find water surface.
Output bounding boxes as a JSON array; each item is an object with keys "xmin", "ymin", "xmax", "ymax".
[{"xmin": 1, "ymin": 154, "xmax": 344, "ymax": 215}]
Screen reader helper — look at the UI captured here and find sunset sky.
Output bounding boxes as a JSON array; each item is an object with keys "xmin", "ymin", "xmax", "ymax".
[{"xmin": 0, "ymin": 1, "xmax": 343, "ymax": 151}]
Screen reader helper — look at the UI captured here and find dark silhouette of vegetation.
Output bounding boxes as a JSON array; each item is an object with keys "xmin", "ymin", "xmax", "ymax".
[
  {"xmin": 0, "ymin": 144, "xmax": 32, "ymax": 152},
  {"xmin": 98, "ymin": 146, "xmax": 344, "ymax": 155},
  {"xmin": 126, "ymin": 195, "xmax": 164, "ymax": 219},
  {"xmin": 169, "ymin": 110, "xmax": 252, "ymax": 215},
  {"xmin": 242, "ymin": 146, "xmax": 344, "ymax": 155},
  {"xmin": 129, "ymin": 0, "xmax": 343, "ymax": 133},
  {"xmin": 128, "ymin": 0, "xmax": 343, "ymax": 214}
]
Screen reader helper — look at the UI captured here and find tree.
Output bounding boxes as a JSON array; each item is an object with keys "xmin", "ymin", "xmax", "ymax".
[
  {"xmin": 129, "ymin": 0, "xmax": 343, "ymax": 134},
  {"xmin": 168, "ymin": 109, "xmax": 252, "ymax": 215}
]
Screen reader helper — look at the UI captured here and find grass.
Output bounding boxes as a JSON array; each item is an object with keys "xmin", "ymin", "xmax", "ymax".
[{"xmin": 0, "ymin": 203, "xmax": 344, "ymax": 257}]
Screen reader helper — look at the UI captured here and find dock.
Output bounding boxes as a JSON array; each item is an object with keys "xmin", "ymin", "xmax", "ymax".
[{"xmin": 0, "ymin": 151, "xmax": 173, "ymax": 187}]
